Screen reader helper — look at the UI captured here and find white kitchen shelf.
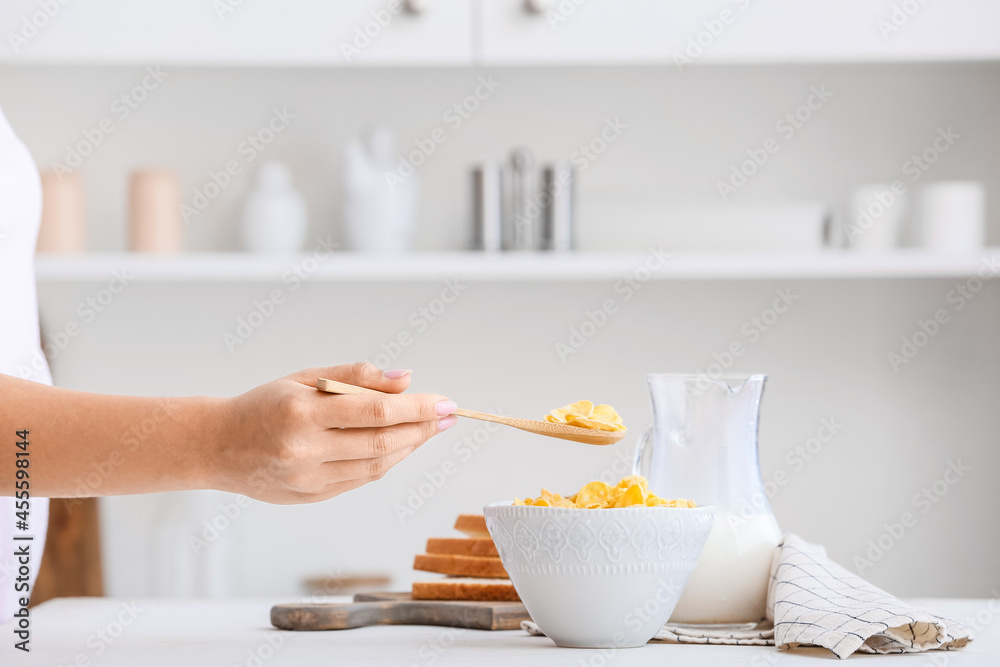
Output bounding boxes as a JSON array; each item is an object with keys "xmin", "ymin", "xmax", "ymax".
[{"xmin": 34, "ymin": 250, "xmax": 1000, "ymax": 283}]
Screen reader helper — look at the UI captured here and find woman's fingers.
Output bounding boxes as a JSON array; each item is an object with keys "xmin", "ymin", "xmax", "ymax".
[
  {"xmin": 279, "ymin": 418, "xmax": 458, "ymax": 501},
  {"xmin": 324, "ymin": 417, "xmax": 457, "ymax": 462},
  {"xmin": 321, "ymin": 439, "xmax": 421, "ymax": 483},
  {"xmin": 291, "ymin": 361, "xmax": 413, "ymax": 394},
  {"xmin": 314, "ymin": 392, "xmax": 456, "ymax": 429},
  {"xmin": 310, "ymin": 475, "xmax": 381, "ymax": 503}
]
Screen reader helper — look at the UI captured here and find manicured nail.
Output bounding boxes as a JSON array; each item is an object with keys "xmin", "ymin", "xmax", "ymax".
[
  {"xmin": 383, "ymin": 369, "xmax": 412, "ymax": 380},
  {"xmin": 436, "ymin": 400, "xmax": 458, "ymax": 417},
  {"xmin": 437, "ymin": 416, "xmax": 458, "ymax": 432}
]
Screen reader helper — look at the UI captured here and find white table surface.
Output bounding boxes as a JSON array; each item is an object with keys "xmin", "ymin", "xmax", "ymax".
[{"xmin": 3, "ymin": 597, "xmax": 998, "ymax": 665}]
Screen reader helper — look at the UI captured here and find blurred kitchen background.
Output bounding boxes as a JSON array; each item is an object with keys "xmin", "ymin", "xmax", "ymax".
[{"xmin": 2, "ymin": 1, "xmax": 998, "ymax": 602}]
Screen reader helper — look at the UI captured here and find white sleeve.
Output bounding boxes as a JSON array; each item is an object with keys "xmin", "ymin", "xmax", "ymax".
[{"xmin": 0, "ymin": 105, "xmax": 53, "ymax": 623}]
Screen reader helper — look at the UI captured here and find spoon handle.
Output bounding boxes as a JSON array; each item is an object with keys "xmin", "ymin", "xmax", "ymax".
[
  {"xmin": 451, "ymin": 407, "xmax": 508, "ymax": 425},
  {"xmin": 317, "ymin": 378, "xmax": 508, "ymax": 425},
  {"xmin": 316, "ymin": 378, "xmax": 382, "ymax": 396}
]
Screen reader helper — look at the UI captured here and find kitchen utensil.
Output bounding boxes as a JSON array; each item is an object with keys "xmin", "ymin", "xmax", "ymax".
[
  {"xmin": 471, "ymin": 162, "xmax": 502, "ymax": 251},
  {"xmin": 541, "ymin": 163, "xmax": 574, "ymax": 251},
  {"xmin": 129, "ymin": 169, "xmax": 181, "ymax": 252},
  {"xmin": 241, "ymin": 161, "xmax": 307, "ymax": 252},
  {"xmin": 270, "ymin": 592, "xmax": 528, "ymax": 631},
  {"xmin": 910, "ymin": 181, "xmax": 985, "ymax": 252},
  {"xmin": 316, "ymin": 378, "xmax": 625, "ymax": 446},
  {"xmin": 503, "ymin": 147, "xmax": 539, "ymax": 250},
  {"xmin": 634, "ymin": 373, "xmax": 781, "ymax": 625},
  {"xmin": 484, "ymin": 502, "xmax": 716, "ymax": 648},
  {"xmin": 37, "ymin": 171, "xmax": 86, "ymax": 253},
  {"xmin": 844, "ymin": 183, "xmax": 907, "ymax": 251}
]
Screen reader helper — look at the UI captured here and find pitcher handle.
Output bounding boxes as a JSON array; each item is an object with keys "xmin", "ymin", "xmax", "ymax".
[{"xmin": 632, "ymin": 426, "xmax": 654, "ymax": 477}]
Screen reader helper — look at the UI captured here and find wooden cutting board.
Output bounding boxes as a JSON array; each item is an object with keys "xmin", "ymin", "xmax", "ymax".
[{"xmin": 271, "ymin": 592, "xmax": 529, "ymax": 632}]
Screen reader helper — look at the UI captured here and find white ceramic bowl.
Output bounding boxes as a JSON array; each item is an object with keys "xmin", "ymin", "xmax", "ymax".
[{"xmin": 484, "ymin": 502, "xmax": 715, "ymax": 649}]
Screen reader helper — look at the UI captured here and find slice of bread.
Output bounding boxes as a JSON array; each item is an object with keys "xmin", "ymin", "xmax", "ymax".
[
  {"xmin": 454, "ymin": 514, "xmax": 490, "ymax": 538},
  {"xmin": 426, "ymin": 538, "xmax": 498, "ymax": 558},
  {"xmin": 412, "ymin": 578, "xmax": 519, "ymax": 602},
  {"xmin": 413, "ymin": 553, "xmax": 507, "ymax": 578}
]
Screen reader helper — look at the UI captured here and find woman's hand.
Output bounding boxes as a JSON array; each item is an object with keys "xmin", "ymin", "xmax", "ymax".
[{"xmin": 212, "ymin": 362, "xmax": 457, "ymax": 504}]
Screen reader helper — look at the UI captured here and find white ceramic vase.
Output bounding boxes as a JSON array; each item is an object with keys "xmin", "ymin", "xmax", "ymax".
[
  {"xmin": 241, "ymin": 161, "xmax": 308, "ymax": 253},
  {"xmin": 342, "ymin": 130, "xmax": 418, "ymax": 254}
]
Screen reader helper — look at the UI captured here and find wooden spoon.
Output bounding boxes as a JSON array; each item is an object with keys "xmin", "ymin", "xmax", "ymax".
[{"xmin": 316, "ymin": 378, "xmax": 625, "ymax": 446}]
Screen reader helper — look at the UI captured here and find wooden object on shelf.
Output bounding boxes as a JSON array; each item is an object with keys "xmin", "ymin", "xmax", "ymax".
[
  {"xmin": 37, "ymin": 171, "xmax": 86, "ymax": 253},
  {"xmin": 31, "ymin": 498, "xmax": 104, "ymax": 606},
  {"xmin": 129, "ymin": 169, "xmax": 181, "ymax": 252}
]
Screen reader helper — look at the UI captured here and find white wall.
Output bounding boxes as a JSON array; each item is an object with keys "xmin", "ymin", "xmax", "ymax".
[
  {"xmin": 3, "ymin": 63, "xmax": 999, "ymax": 599},
  {"xmin": 33, "ymin": 277, "xmax": 1000, "ymax": 600}
]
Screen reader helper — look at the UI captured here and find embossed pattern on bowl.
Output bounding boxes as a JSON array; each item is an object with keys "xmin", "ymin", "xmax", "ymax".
[{"xmin": 484, "ymin": 502, "xmax": 715, "ymax": 649}]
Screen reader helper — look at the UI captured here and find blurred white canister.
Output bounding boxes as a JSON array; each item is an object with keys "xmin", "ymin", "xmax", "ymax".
[
  {"xmin": 241, "ymin": 161, "xmax": 308, "ymax": 253},
  {"xmin": 911, "ymin": 181, "xmax": 985, "ymax": 252},
  {"xmin": 844, "ymin": 183, "xmax": 908, "ymax": 251},
  {"xmin": 342, "ymin": 129, "xmax": 418, "ymax": 254}
]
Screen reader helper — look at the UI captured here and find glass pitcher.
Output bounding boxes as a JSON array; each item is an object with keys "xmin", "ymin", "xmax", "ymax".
[{"xmin": 634, "ymin": 373, "xmax": 781, "ymax": 625}]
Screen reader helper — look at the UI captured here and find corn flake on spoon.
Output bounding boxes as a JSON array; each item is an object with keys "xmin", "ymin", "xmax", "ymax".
[{"xmin": 316, "ymin": 379, "xmax": 626, "ymax": 446}]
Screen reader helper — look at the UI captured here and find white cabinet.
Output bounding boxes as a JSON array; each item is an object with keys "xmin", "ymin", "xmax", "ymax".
[
  {"xmin": 479, "ymin": 0, "xmax": 1000, "ymax": 65},
  {"xmin": 478, "ymin": 0, "xmax": 687, "ymax": 65},
  {"xmin": 0, "ymin": 0, "xmax": 473, "ymax": 65},
  {"xmin": 705, "ymin": 0, "xmax": 1000, "ymax": 63},
  {"xmin": 1, "ymin": 0, "xmax": 998, "ymax": 65}
]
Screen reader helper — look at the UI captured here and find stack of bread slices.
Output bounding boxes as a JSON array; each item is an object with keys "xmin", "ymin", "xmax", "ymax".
[{"xmin": 411, "ymin": 514, "xmax": 519, "ymax": 602}]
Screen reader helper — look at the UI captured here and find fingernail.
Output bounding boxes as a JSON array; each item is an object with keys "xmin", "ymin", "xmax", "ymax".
[
  {"xmin": 383, "ymin": 369, "xmax": 412, "ymax": 380},
  {"xmin": 437, "ymin": 415, "xmax": 458, "ymax": 432},
  {"xmin": 436, "ymin": 400, "xmax": 458, "ymax": 417}
]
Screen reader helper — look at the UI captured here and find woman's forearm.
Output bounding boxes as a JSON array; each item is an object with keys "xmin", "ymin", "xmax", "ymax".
[
  {"xmin": 1, "ymin": 362, "xmax": 457, "ymax": 504},
  {"xmin": 1, "ymin": 375, "xmax": 225, "ymax": 497}
]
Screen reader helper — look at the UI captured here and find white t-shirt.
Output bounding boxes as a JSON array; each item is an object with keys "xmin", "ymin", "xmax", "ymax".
[{"xmin": 0, "ymin": 106, "xmax": 50, "ymax": 624}]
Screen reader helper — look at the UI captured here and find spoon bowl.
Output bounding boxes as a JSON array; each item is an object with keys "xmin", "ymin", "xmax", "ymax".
[{"xmin": 316, "ymin": 379, "xmax": 625, "ymax": 446}]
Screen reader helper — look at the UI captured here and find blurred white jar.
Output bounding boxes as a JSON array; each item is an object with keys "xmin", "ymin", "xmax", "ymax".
[
  {"xmin": 342, "ymin": 129, "xmax": 418, "ymax": 254},
  {"xmin": 910, "ymin": 181, "xmax": 985, "ymax": 253},
  {"xmin": 241, "ymin": 162, "xmax": 308, "ymax": 253},
  {"xmin": 844, "ymin": 183, "xmax": 908, "ymax": 251}
]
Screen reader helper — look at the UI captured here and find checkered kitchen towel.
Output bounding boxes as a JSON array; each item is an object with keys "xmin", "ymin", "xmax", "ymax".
[{"xmin": 522, "ymin": 534, "xmax": 973, "ymax": 659}]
